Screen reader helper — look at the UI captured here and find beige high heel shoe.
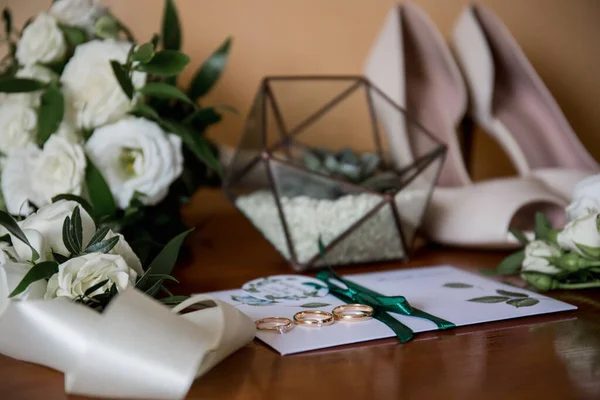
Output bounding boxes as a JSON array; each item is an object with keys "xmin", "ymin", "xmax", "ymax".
[
  {"xmin": 364, "ymin": 3, "xmax": 567, "ymax": 248},
  {"xmin": 451, "ymin": 3, "xmax": 599, "ymax": 200}
]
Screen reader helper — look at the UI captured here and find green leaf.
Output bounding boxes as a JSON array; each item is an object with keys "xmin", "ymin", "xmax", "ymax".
[
  {"xmin": 62, "ymin": 216, "xmax": 78, "ymax": 255},
  {"xmin": 59, "ymin": 24, "xmax": 87, "ymax": 47},
  {"xmin": 443, "ymin": 283, "xmax": 473, "ymax": 288},
  {"xmin": 506, "ymin": 298, "xmax": 539, "ymax": 308},
  {"xmin": 94, "ymin": 14, "xmax": 120, "ymax": 39},
  {"xmin": 161, "ymin": 0, "xmax": 181, "ymax": 51},
  {"xmin": 509, "ymin": 228, "xmax": 529, "ymax": 246},
  {"xmin": 110, "ymin": 60, "xmax": 134, "ymax": 99},
  {"xmin": 467, "ymin": 296, "xmax": 510, "ymax": 303},
  {"xmin": 83, "ymin": 236, "xmax": 119, "ymax": 254},
  {"xmin": 132, "ymin": 42, "xmax": 154, "ymax": 63},
  {"xmin": 52, "ymin": 252, "xmax": 69, "ymax": 264},
  {"xmin": 0, "ymin": 77, "xmax": 45, "ymax": 93},
  {"xmin": 144, "ymin": 279, "xmax": 163, "ymax": 297},
  {"xmin": 534, "ymin": 212, "xmax": 552, "ymax": 241},
  {"xmin": 36, "ymin": 84, "xmax": 64, "ymax": 146},
  {"xmin": 159, "ymin": 295, "xmax": 189, "ymax": 304},
  {"xmin": 86, "ymin": 226, "xmax": 110, "ymax": 248},
  {"xmin": 146, "ymin": 229, "xmax": 193, "ymax": 277},
  {"xmin": 496, "ymin": 289, "xmax": 529, "ymax": 298},
  {"xmin": 9, "ymin": 261, "xmax": 58, "ymax": 297},
  {"xmin": 70, "ymin": 206, "xmax": 83, "ymax": 253},
  {"xmin": 485, "ymin": 250, "xmax": 525, "ymax": 276},
  {"xmin": 300, "ymin": 302, "xmax": 331, "ymax": 308},
  {"xmin": 129, "ymin": 104, "xmax": 160, "ymax": 121},
  {"xmin": 84, "ymin": 279, "xmax": 109, "ymax": 297},
  {"xmin": 2, "ymin": 8, "xmax": 11, "ymax": 35},
  {"xmin": 0, "ymin": 210, "xmax": 39, "ymax": 261},
  {"xmin": 575, "ymin": 242, "xmax": 600, "ymax": 259},
  {"xmin": 51, "ymin": 194, "xmax": 94, "ymax": 218},
  {"xmin": 162, "ymin": 119, "xmax": 221, "ymax": 173},
  {"xmin": 188, "ymin": 36, "xmax": 231, "ymax": 100},
  {"xmin": 184, "ymin": 105, "xmax": 237, "ymax": 126},
  {"xmin": 136, "ymin": 50, "xmax": 189, "ymax": 76},
  {"xmin": 85, "ymin": 157, "xmax": 116, "ymax": 219},
  {"xmin": 138, "ymin": 82, "xmax": 193, "ymax": 105}
]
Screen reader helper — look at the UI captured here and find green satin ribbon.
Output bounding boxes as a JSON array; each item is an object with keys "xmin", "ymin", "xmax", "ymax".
[{"xmin": 315, "ymin": 270, "xmax": 455, "ymax": 343}]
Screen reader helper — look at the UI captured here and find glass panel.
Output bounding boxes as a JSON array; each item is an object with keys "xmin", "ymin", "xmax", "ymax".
[
  {"xmin": 393, "ymin": 150, "xmax": 444, "ymax": 247},
  {"xmin": 312, "ymin": 203, "xmax": 405, "ymax": 267},
  {"xmin": 268, "ymin": 158, "xmax": 385, "ymax": 266},
  {"xmin": 267, "ymin": 78, "xmax": 360, "ymax": 135},
  {"xmin": 229, "ymin": 159, "xmax": 293, "ymax": 262}
]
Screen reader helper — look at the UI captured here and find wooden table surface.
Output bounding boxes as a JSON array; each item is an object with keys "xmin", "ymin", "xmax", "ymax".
[{"xmin": 1, "ymin": 190, "xmax": 599, "ymax": 400}]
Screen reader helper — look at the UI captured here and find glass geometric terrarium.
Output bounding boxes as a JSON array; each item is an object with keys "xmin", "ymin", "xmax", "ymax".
[{"xmin": 223, "ymin": 76, "xmax": 446, "ymax": 271}]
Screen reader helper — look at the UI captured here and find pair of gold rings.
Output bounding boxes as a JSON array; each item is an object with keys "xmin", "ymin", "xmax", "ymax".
[{"xmin": 255, "ymin": 304, "xmax": 374, "ymax": 333}]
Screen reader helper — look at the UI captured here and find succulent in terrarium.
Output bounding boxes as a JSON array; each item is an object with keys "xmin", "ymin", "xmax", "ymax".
[{"xmin": 278, "ymin": 147, "xmax": 404, "ymax": 199}]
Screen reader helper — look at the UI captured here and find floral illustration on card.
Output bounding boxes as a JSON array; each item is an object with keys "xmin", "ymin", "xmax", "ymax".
[{"xmin": 467, "ymin": 289, "xmax": 539, "ymax": 308}]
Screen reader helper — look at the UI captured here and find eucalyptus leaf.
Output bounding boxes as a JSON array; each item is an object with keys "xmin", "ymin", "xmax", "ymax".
[
  {"xmin": 486, "ymin": 250, "xmax": 525, "ymax": 276},
  {"xmin": 496, "ymin": 289, "xmax": 528, "ymax": 298},
  {"xmin": 159, "ymin": 296, "xmax": 189, "ymax": 304},
  {"xmin": 136, "ymin": 50, "xmax": 189, "ymax": 76},
  {"xmin": 36, "ymin": 84, "xmax": 64, "ymax": 146},
  {"xmin": 129, "ymin": 104, "xmax": 160, "ymax": 121},
  {"xmin": 51, "ymin": 194, "xmax": 94, "ymax": 218},
  {"xmin": 2, "ymin": 8, "xmax": 11, "ymax": 35},
  {"xmin": 139, "ymin": 82, "xmax": 193, "ymax": 105},
  {"xmin": 85, "ymin": 156, "xmax": 117, "ymax": 219},
  {"xmin": 83, "ymin": 236, "xmax": 119, "ymax": 254},
  {"xmin": 506, "ymin": 298, "xmax": 539, "ymax": 308},
  {"xmin": 52, "ymin": 252, "xmax": 69, "ymax": 264},
  {"xmin": 509, "ymin": 228, "xmax": 529, "ymax": 246},
  {"xmin": 188, "ymin": 36, "xmax": 231, "ymax": 100},
  {"xmin": 0, "ymin": 210, "xmax": 39, "ymax": 261},
  {"xmin": 110, "ymin": 60, "xmax": 133, "ymax": 99},
  {"xmin": 132, "ymin": 42, "xmax": 154, "ymax": 63},
  {"xmin": 0, "ymin": 77, "xmax": 45, "ymax": 93},
  {"xmin": 86, "ymin": 226, "xmax": 110, "ymax": 248},
  {"xmin": 534, "ymin": 212, "xmax": 552, "ymax": 241},
  {"xmin": 467, "ymin": 296, "xmax": 510, "ymax": 303},
  {"xmin": 9, "ymin": 261, "xmax": 58, "ymax": 297},
  {"xmin": 84, "ymin": 279, "xmax": 109, "ymax": 297},
  {"xmin": 146, "ymin": 229, "xmax": 193, "ymax": 277},
  {"xmin": 59, "ymin": 24, "xmax": 87, "ymax": 47},
  {"xmin": 161, "ymin": 0, "xmax": 181, "ymax": 51},
  {"xmin": 443, "ymin": 283, "xmax": 473, "ymax": 288}
]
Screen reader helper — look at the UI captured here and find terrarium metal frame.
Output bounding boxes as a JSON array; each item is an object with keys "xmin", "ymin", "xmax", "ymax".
[{"xmin": 223, "ymin": 76, "xmax": 447, "ymax": 271}]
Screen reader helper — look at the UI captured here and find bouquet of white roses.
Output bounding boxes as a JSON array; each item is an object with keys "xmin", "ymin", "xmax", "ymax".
[
  {"xmin": 492, "ymin": 175, "xmax": 600, "ymax": 291},
  {"xmin": 0, "ymin": 199, "xmax": 190, "ymax": 310},
  {"xmin": 0, "ymin": 0, "xmax": 232, "ymax": 264}
]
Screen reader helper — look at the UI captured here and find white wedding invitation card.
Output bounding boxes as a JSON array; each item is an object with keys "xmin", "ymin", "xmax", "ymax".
[{"xmin": 204, "ymin": 266, "xmax": 576, "ymax": 355}]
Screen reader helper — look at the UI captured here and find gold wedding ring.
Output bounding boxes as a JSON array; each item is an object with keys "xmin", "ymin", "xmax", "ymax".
[
  {"xmin": 332, "ymin": 304, "xmax": 374, "ymax": 322},
  {"xmin": 293, "ymin": 310, "xmax": 334, "ymax": 327},
  {"xmin": 255, "ymin": 317, "xmax": 294, "ymax": 333}
]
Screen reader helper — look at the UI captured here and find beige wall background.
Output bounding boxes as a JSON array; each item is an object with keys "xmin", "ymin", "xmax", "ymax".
[{"xmin": 4, "ymin": 0, "xmax": 600, "ymax": 180}]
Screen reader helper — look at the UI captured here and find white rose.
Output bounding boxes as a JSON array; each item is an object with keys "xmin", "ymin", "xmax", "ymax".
[
  {"xmin": 16, "ymin": 13, "xmax": 67, "ymax": 66},
  {"xmin": 45, "ymin": 253, "xmax": 137, "ymax": 300},
  {"xmin": 86, "ymin": 117, "xmax": 184, "ymax": 208},
  {"xmin": 522, "ymin": 240, "xmax": 562, "ymax": 275},
  {"xmin": 557, "ymin": 213, "xmax": 600, "ymax": 257},
  {"xmin": 1, "ymin": 136, "xmax": 86, "ymax": 215},
  {"xmin": 50, "ymin": 0, "xmax": 107, "ymax": 35},
  {"xmin": 0, "ymin": 65, "xmax": 57, "ymax": 107},
  {"xmin": 566, "ymin": 174, "xmax": 600, "ymax": 221},
  {"xmin": 9, "ymin": 200, "xmax": 96, "ymax": 262},
  {"xmin": 61, "ymin": 39, "xmax": 146, "ymax": 129},
  {"xmin": 0, "ymin": 102, "xmax": 37, "ymax": 155},
  {"xmin": 105, "ymin": 230, "xmax": 143, "ymax": 275}
]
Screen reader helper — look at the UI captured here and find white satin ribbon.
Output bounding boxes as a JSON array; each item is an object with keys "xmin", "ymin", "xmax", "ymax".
[{"xmin": 0, "ymin": 289, "xmax": 256, "ymax": 399}]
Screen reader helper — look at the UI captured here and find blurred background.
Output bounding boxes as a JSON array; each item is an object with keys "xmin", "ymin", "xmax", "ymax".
[{"xmin": 6, "ymin": 0, "xmax": 600, "ymax": 181}]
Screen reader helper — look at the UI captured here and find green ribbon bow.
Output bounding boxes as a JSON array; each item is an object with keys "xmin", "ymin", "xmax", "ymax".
[{"xmin": 315, "ymin": 270, "xmax": 455, "ymax": 343}]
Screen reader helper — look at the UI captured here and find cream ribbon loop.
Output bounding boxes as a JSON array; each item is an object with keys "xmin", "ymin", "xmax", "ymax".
[{"xmin": 0, "ymin": 289, "xmax": 256, "ymax": 399}]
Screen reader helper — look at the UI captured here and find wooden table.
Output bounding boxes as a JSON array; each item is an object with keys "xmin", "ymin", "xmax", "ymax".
[{"xmin": 1, "ymin": 191, "xmax": 600, "ymax": 400}]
